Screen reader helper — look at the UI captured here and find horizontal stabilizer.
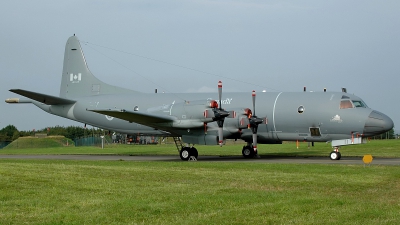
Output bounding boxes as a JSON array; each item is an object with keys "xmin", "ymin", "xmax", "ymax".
[
  {"xmin": 89, "ymin": 109, "xmax": 174, "ymax": 124},
  {"xmin": 9, "ymin": 89, "xmax": 76, "ymax": 105}
]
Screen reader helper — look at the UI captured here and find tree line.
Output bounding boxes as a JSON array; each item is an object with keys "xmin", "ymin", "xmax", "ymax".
[{"xmin": 0, "ymin": 125, "xmax": 107, "ymax": 142}]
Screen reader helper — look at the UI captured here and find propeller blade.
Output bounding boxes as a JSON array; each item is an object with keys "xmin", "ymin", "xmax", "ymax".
[
  {"xmin": 218, "ymin": 126, "xmax": 223, "ymax": 147},
  {"xmin": 217, "ymin": 81, "xmax": 227, "ymax": 146},
  {"xmin": 218, "ymin": 81, "xmax": 222, "ymax": 109},
  {"xmin": 227, "ymin": 110, "xmax": 236, "ymax": 118},
  {"xmin": 249, "ymin": 90, "xmax": 262, "ymax": 157},
  {"xmin": 217, "ymin": 110, "xmax": 230, "ymax": 118},
  {"xmin": 204, "ymin": 109, "xmax": 214, "ymax": 118},
  {"xmin": 252, "ymin": 90, "xmax": 256, "ymax": 116},
  {"xmin": 252, "ymin": 133, "xmax": 258, "ymax": 153}
]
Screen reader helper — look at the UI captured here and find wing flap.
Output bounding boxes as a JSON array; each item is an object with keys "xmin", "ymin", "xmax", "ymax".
[{"xmin": 9, "ymin": 89, "xmax": 76, "ymax": 105}]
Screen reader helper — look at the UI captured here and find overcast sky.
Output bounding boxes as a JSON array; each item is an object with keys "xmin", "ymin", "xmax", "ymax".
[{"xmin": 1, "ymin": 0, "xmax": 399, "ymax": 132}]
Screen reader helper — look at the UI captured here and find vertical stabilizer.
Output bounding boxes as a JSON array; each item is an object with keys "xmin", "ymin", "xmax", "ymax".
[{"xmin": 60, "ymin": 35, "xmax": 137, "ymax": 98}]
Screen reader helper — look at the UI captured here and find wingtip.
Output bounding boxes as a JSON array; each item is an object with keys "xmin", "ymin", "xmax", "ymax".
[
  {"xmin": 5, "ymin": 97, "xmax": 32, "ymax": 104},
  {"xmin": 5, "ymin": 98, "xmax": 19, "ymax": 103}
]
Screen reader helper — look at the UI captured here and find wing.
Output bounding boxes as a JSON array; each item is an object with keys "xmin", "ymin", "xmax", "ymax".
[
  {"xmin": 9, "ymin": 89, "xmax": 76, "ymax": 105},
  {"xmin": 89, "ymin": 109, "xmax": 174, "ymax": 124},
  {"xmin": 89, "ymin": 109, "xmax": 207, "ymax": 130}
]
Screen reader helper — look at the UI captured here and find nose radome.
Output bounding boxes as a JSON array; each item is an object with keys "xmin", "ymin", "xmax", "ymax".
[{"xmin": 363, "ymin": 110, "xmax": 394, "ymax": 136}]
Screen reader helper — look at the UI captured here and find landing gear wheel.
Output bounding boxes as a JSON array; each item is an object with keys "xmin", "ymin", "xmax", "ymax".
[
  {"xmin": 242, "ymin": 146, "xmax": 254, "ymax": 158},
  {"xmin": 330, "ymin": 151, "xmax": 342, "ymax": 160},
  {"xmin": 336, "ymin": 152, "xmax": 341, "ymax": 160},
  {"xmin": 180, "ymin": 147, "xmax": 198, "ymax": 161},
  {"xmin": 190, "ymin": 147, "xmax": 198, "ymax": 159},
  {"xmin": 180, "ymin": 147, "xmax": 190, "ymax": 161}
]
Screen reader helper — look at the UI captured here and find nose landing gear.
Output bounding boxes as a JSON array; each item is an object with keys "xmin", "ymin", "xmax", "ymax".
[{"xmin": 330, "ymin": 147, "xmax": 341, "ymax": 160}]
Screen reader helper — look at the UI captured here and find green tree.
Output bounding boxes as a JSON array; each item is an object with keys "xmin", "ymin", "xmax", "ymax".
[
  {"xmin": 65, "ymin": 126, "xmax": 85, "ymax": 139},
  {"xmin": 373, "ymin": 128, "xmax": 395, "ymax": 139},
  {"xmin": 12, "ymin": 130, "xmax": 20, "ymax": 140},
  {"xmin": 0, "ymin": 134, "xmax": 7, "ymax": 141},
  {"xmin": 388, "ymin": 128, "xmax": 395, "ymax": 139},
  {"xmin": 0, "ymin": 125, "xmax": 18, "ymax": 141}
]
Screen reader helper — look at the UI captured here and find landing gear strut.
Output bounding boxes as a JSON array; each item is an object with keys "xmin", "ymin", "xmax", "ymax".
[
  {"xmin": 330, "ymin": 147, "xmax": 341, "ymax": 160},
  {"xmin": 179, "ymin": 147, "xmax": 198, "ymax": 161}
]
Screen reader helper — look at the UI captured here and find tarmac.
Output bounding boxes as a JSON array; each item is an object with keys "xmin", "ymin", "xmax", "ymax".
[{"xmin": 1, "ymin": 154, "xmax": 400, "ymax": 165}]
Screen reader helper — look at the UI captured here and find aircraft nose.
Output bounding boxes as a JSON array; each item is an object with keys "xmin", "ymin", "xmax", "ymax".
[{"xmin": 363, "ymin": 110, "xmax": 394, "ymax": 136}]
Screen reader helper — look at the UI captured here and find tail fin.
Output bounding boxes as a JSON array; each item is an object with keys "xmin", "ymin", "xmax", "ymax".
[{"xmin": 60, "ymin": 35, "xmax": 137, "ymax": 99}]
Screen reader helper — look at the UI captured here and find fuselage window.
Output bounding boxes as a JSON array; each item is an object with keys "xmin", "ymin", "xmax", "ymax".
[
  {"xmin": 340, "ymin": 100, "xmax": 354, "ymax": 109},
  {"xmin": 298, "ymin": 106, "xmax": 305, "ymax": 114}
]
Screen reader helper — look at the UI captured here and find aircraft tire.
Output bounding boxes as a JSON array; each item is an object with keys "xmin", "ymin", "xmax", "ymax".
[
  {"xmin": 330, "ymin": 151, "xmax": 341, "ymax": 160},
  {"xmin": 190, "ymin": 147, "xmax": 198, "ymax": 159},
  {"xmin": 180, "ymin": 147, "xmax": 191, "ymax": 161},
  {"xmin": 336, "ymin": 152, "xmax": 341, "ymax": 160},
  {"xmin": 242, "ymin": 146, "xmax": 254, "ymax": 158}
]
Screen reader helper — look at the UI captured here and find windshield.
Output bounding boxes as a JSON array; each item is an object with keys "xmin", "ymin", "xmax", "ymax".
[
  {"xmin": 340, "ymin": 100, "xmax": 353, "ymax": 109},
  {"xmin": 352, "ymin": 100, "xmax": 368, "ymax": 108}
]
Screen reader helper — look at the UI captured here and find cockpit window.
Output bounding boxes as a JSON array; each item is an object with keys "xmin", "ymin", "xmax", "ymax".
[
  {"xmin": 340, "ymin": 100, "xmax": 354, "ymax": 109},
  {"xmin": 352, "ymin": 100, "xmax": 367, "ymax": 108}
]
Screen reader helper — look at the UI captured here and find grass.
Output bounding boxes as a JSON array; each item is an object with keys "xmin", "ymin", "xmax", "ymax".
[
  {"xmin": 1, "ymin": 139, "xmax": 400, "ymax": 158},
  {"xmin": 0, "ymin": 140, "xmax": 399, "ymax": 224},
  {"xmin": 0, "ymin": 160, "xmax": 399, "ymax": 224}
]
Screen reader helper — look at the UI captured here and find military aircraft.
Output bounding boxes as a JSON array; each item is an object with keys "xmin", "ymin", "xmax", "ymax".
[{"xmin": 6, "ymin": 35, "xmax": 394, "ymax": 161}]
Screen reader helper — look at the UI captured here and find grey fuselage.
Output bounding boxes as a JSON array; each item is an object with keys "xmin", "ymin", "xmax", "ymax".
[{"xmin": 32, "ymin": 90, "xmax": 390, "ymax": 145}]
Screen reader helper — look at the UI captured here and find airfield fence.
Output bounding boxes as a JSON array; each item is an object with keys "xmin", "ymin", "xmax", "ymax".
[{"xmin": 73, "ymin": 136, "xmax": 112, "ymax": 147}]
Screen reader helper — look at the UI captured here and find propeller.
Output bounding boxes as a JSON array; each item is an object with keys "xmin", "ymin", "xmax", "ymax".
[
  {"xmin": 248, "ymin": 90, "xmax": 264, "ymax": 155},
  {"xmin": 202, "ymin": 81, "xmax": 230, "ymax": 145},
  {"xmin": 213, "ymin": 81, "xmax": 230, "ymax": 146}
]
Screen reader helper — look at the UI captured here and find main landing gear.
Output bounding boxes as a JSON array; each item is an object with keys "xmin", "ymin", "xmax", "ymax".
[
  {"xmin": 179, "ymin": 147, "xmax": 198, "ymax": 161},
  {"xmin": 330, "ymin": 147, "xmax": 341, "ymax": 160},
  {"xmin": 242, "ymin": 144, "xmax": 258, "ymax": 158},
  {"xmin": 174, "ymin": 137, "xmax": 198, "ymax": 161}
]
